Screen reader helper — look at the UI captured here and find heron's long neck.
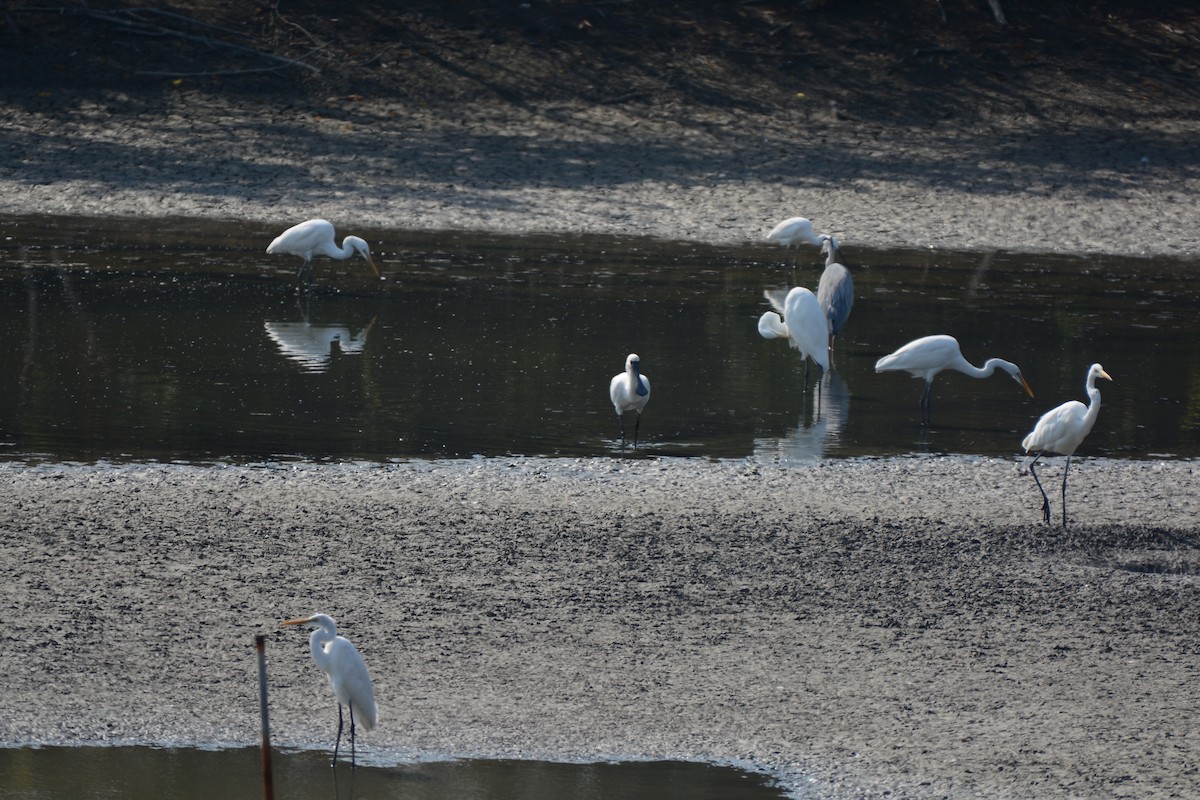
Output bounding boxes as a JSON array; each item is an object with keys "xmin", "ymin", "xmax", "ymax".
[
  {"xmin": 318, "ymin": 239, "xmax": 355, "ymax": 260},
  {"xmin": 309, "ymin": 628, "xmax": 335, "ymax": 672},
  {"xmin": 952, "ymin": 354, "xmax": 996, "ymax": 379},
  {"xmin": 1082, "ymin": 379, "xmax": 1103, "ymax": 429}
]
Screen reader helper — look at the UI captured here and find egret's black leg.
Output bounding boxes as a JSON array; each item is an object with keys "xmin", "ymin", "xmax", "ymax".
[
  {"xmin": 1061, "ymin": 455, "xmax": 1072, "ymax": 527},
  {"xmin": 332, "ymin": 704, "xmax": 344, "ymax": 767},
  {"xmin": 633, "ymin": 413, "xmax": 641, "ymax": 447},
  {"xmin": 1029, "ymin": 452, "xmax": 1051, "ymax": 525},
  {"xmin": 349, "ymin": 705, "xmax": 357, "ymax": 768},
  {"xmin": 296, "ymin": 258, "xmax": 316, "ymax": 293},
  {"xmin": 617, "ymin": 413, "xmax": 626, "ymax": 445},
  {"xmin": 919, "ymin": 382, "xmax": 932, "ymax": 426}
]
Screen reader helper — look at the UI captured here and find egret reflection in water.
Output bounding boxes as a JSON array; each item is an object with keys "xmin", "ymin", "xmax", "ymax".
[
  {"xmin": 264, "ymin": 302, "xmax": 376, "ymax": 373},
  {"xmin": 755, "ymin": 370, "xmax": 850, "ymax": 463}
]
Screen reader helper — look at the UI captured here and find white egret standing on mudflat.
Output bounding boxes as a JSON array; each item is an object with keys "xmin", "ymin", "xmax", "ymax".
[
  {"xmin": 282, "ymin": 613, "xmax": 378, "ymax": 767},
  {"xmin": 267, "ymin": 219, "xmax": 381, "ymax": 291},
  {"xmin": 1022, "ymin": 363, "xmax": 1113, "ymax": 527},
  {"xmin": 874, "ymin": 334, "xmax": 1034, "ymax": 425}
]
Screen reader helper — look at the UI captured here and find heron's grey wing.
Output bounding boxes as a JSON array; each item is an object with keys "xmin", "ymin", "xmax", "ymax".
[{"xmin": 818, "ymin": 266, "xmax": 854, "ymax": 335}]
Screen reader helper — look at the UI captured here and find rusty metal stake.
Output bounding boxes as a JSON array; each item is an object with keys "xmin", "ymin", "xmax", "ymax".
[{"xmin": 255, "ymin": 634, "xmax": 275, "ymax": 800}]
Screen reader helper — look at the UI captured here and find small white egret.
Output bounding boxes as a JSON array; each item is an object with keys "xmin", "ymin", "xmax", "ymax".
[
  {"xmin": 874, "ymin": 334, "xmax": 1034, "ymax": 425},
  {"xmin": 816, "ymin": 236, "xmax": 853, "ymax": 358},
  {"xmin": 766, "ymin": 217, "xmax": 825, "ymax": 266},
  {"xmin": 758, "ymin": 286, "xmax": 830, "ymax": 383},
  {"xmin": 267, "ymin": 219, "xmax": 381, "ymax": 291},
  {"xmin": 282, "ymin": 613, "xmax": 378, "ymax": 766},
  {"xmin": 1022, "ymin": 363, "xmax": 1113, "ymax": 526},
  {"xmin": 609, "ymin": 353, "xmax": 651, "ymax": 446}
]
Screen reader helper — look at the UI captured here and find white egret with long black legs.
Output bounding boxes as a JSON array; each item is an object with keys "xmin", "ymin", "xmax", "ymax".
[
  {"xmin": 874, "ymin": 334, "xmax": 1034, "ymax": 425},
  {"xmin": 1022, "ymin": 363, "xmax": 1113, "ymax": 526},
  {"xmin": 610, "ymin": 353, "xmax": 651, "ymax": 446},
  {"xmin": 267, "ymin": 219, "xmax": 381, "ymax": 292},
  {"xmin": 758, "ymin": 286, "xmax": 830, "ymax": 385},
  {"xmin": 282, "ymin": 613, "xmax": 378, "ymax": 767},
  {"xmin": 766, "ymin": 216, "xmax": 825, "ymax": 267}
]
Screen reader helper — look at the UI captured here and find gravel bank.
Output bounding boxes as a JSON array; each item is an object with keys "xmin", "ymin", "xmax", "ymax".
[
  {"xmin": 3, "ymin": 93, "xmax": 1200, "ymax": 258},
  {"xmin": 3, "ymin": 457, "xmax": 1198, "ymax": 798}
]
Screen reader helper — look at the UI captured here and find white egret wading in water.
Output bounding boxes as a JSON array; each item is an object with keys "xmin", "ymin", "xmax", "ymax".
[
  {"xmin": 874, "ymin": 334, "xmax": 1034, "ymax": 425},
  {"xmin": 758, "ymin": 286, "xmax": 829, "ymax": 385},
  {"xmin": 766, "ymin": 217, "xmax": 825, "ymax": 266},
  {"xmin": 610, "ymin": 353, "xmax": 651, "ymax": 446},
  {"xmin": 282, "ymin": 613, "xmax": 378, "ymax": 766},
  {"xmin": 1022, "ymin": 363, "xmax": 1113, "ymax": 526},
  {"xmin": 267, "ymin": 219, "xmax": 381, "ymax": 292},
  {"xmin": 816, "ymin": 236, "xmax": 853, "ymax": 359}
]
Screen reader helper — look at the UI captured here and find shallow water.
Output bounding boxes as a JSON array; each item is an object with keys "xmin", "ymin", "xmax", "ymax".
[
  {"xmin": 0, "ymin": 746, "xmax": 787, "ymax": 799},
  {"xmin": 2, "ymin": 214, "xmax": 1197, "ymax": 463}
]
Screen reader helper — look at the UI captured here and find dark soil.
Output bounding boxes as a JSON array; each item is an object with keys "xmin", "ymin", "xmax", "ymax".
[
  {"xmin": 5, "ymin": 1, "xmax": 1200, "ymax": 127},
  {"xmin": 5, "ymin": 1, "xmax": 1200, "ymax": 256}
]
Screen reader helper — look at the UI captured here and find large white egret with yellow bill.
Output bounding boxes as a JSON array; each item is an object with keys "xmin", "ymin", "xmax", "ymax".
[
  {"xmin": 874, "ymin": 334, "xmax": 1034, "ymax": 425},
  {"xmin": 1022, "ymin": 363, "xmax": 1113, "ymax": 526},
  {"xmin": 267, "ymin": 219, "xmax": 382, "ymax": 291},
  {"xmin": 282, "ymin": 613, "xmax": 378, "ymax": 766}
]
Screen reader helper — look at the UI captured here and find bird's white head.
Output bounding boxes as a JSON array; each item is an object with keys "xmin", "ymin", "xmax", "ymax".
[
  {"xmin": 997, "ymin": 361, "xmax": 1035, "ymax": 398},
  {"xmin": 343, "ymin": 236, "xmax": 381, "ymax": 278},
  {"xmin": 757, "ymin": 311, "xmax": 787, "ymax": 340},
  {"xmin": 820, "ymin": 235, "xmax": 840, "ymax": 256},
  {"xmin": 1090, "ymin": 364, "xmax": 1113, "ymax": 383}
]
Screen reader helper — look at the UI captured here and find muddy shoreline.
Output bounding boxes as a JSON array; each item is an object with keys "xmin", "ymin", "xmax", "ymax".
[
  {"xmin": 3, "ymin": 457, "xmax": 1198, "ymax": 798},
  {"xmin": 3, "ymin": 92, "xmax": 1200, "ymax": 259}
]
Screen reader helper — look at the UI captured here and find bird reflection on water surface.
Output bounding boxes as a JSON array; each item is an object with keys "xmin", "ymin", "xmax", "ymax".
[{"xmin": 264, "ymin": 297, "xmax": 376, "ymax": 374}]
